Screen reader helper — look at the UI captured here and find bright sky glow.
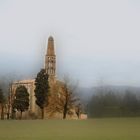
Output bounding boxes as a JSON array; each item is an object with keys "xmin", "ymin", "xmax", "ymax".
[{"xmin": 0, "ymin": 0, "xmax": 140, "ymax": 87}]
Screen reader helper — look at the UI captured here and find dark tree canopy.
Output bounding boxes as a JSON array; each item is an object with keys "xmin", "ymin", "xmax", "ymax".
[
  {"xmin": 0, "ymin": 88, "xmax": 5, "ymax": 104},
  {"xmin": 34, "ymin": 69, "xmax": 49, "ymax": 119},
  {"xmin": 0, "ymin": 88, "xmax": 5, "ymax": 120},
  {"xmin": 13, "ymin": 85, "xmax": 29, "ymax": 119},
  {"xmin": 88, "ymin": 88, "xmax": 140, "ymax": 118}
]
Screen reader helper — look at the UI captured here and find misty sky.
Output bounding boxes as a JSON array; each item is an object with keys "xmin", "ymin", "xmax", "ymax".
[{"xmin": 0, "ymin": 0, "xmax": 140, "ymax": 87}]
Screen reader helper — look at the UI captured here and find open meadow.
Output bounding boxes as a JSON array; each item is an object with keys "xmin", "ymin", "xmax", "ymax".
[{"xmin": 0, "ymin": 118, "xmax": 140, "ymax": 140}]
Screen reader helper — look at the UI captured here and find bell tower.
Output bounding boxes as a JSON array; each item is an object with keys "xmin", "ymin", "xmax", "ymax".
[{"xmin": 45, "ymin": 36, "xmax": 56, "ymax": 83}]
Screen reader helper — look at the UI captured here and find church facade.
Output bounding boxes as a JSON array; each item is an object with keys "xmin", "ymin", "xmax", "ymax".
[{"xmin": 10, "ymin": 36, "xmax": 78, "ymax": 119}]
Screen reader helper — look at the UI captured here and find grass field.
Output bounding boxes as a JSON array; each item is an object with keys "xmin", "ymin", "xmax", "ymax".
[{"xmin": 0, "ymin": 118, "xmax": 140, "ymax": 140}]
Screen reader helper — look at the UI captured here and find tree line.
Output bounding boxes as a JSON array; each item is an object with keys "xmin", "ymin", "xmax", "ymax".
[
  {"xmin": 2, "ymin": 69, "xmax": 140, "ymax": 119},
  {"xmin": 88, "ymin": 87, "xmax": 140, "ymax": 118}
]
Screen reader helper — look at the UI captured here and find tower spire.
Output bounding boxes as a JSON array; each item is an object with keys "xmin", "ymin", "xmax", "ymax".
[
  {"xmin": 47, "ymin": 36, "xmax": 55, "ymax": 56},
  {"xmin": 45, "ymin": 36, "xmax": 56, "ymax": 83}
]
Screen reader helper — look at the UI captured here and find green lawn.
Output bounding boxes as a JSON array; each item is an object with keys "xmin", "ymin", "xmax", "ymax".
[{"xmin": 0, "ymin": 118, "xmax": 140, "ymax": 140}]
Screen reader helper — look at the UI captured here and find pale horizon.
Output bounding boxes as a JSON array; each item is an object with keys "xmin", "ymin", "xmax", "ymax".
[{"xmin": 0, "ymin": 0, "xmax": 140, "ymax": 87}]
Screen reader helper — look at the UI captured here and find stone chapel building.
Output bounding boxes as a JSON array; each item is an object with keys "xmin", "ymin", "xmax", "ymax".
[{"xmin": 10, "ymin": 36, "xmax": 78, "ymax": 119}]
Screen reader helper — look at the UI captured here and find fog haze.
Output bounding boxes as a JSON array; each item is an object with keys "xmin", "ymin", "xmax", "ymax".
[{"xmin": 0, "ymin": 0, "xmax": 140, "ymax": 87}]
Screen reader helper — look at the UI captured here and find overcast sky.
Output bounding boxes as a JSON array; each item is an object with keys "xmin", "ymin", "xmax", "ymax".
[{"xmin": 0, "ymin": 0, "xmax": 140, "ymax": 87}]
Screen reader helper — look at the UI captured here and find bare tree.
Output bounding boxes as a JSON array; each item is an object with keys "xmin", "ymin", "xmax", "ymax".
[
  {"xmin": 45, "ymin": 75, "xmax": 80, "ymax": 119},
  {"xmin": 0, "ymin": 73, "xmax": 19, "ymax": 119},
  {"xmin": 60, "ymin": 76, "xmax": 80, "ymax": 119}
]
